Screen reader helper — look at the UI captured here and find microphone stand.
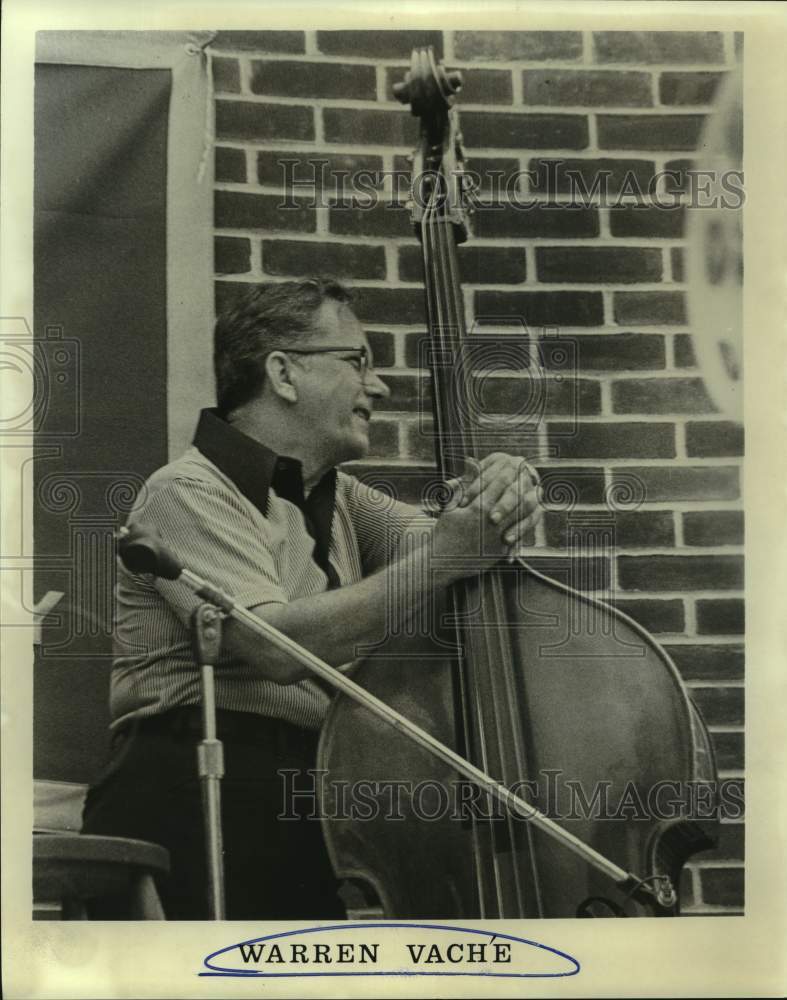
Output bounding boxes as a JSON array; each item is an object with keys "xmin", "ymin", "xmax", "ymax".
[
  {"xmin": 117, "ymin": 525, "xmax": 678, "ymax": 917},
  {"xmin": 190, "ymin": 603, "xmax": 226, "ymax": 921}
]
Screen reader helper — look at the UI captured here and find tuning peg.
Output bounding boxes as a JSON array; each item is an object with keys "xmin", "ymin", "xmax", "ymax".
[{"xmin": 447, "ymin": 70, "xmax": 463, "ymax": 92}]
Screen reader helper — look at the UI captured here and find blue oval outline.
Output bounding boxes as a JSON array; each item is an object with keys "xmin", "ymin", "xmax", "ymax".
[{"xmin": 200, "ymin": 922, "xmax": 581, "ymax": 978}]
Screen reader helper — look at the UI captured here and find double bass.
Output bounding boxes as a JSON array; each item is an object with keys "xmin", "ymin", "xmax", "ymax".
[{"xmin": 318, "ymin": 49, "xmax": 719, "ymax": 919}]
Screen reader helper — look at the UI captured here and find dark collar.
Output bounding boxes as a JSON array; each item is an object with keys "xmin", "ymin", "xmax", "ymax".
[
  {"xmin": 192, "ymin": 409, "xmax": 336, "ymax": 523},
  {"xmin": 193, "ymin": 409, "xmax": 340, "ymax": 591},
  {"xmin": 193, "ymin": 408, "xmax": 279, "ymax": 514}
]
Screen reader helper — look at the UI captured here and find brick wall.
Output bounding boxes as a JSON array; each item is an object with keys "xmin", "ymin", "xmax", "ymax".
[{"xmin": 210, "ymin": 29, "xmax": 744, "ymax": 915}]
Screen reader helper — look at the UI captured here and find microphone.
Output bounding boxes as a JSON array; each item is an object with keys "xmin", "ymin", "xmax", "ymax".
[{"xmin": 117, "ymin": 524, "xmax": 183, "ymax": 580}]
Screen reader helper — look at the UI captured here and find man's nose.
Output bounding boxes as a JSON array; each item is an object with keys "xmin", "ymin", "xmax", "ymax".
[{"xmin": 365, "ymin": 370, "xmax": 391, "ymax": 399}]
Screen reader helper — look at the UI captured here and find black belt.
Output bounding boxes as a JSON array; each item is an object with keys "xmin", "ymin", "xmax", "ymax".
[{"xmin": 118, "ymin": 707, "xmax": 319, "ymax": 753}]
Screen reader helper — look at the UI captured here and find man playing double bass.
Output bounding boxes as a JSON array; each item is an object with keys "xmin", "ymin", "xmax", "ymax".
[{"xmin": 81, "ymin": 278, "xmax": 543, "ymax": 919}]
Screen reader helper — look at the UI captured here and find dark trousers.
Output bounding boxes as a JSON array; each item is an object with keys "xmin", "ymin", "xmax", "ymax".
[{"xmin": 81, "ymin": 708, "xmax": 345, "ymax": 920}]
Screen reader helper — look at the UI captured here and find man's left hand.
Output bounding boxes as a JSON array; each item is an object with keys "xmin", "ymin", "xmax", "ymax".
[{"xmin": 454, "ymin": 453, "xmax": 543, "ymax": 551}]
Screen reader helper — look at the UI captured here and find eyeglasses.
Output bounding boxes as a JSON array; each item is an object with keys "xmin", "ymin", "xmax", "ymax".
[{"xmin": 284, "ymin": 345, "xmax": 374, "ymax": 380}]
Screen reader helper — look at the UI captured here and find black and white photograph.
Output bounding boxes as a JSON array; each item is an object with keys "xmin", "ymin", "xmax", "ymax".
[{"xmin": 1, "ymin": 2, "xmax": 784, "ymax": 997}]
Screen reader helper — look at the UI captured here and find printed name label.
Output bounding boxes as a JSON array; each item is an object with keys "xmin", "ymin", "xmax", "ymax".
[{"xmin": 200, "ymin": 923, "xmax": 580, "ymax": 979}]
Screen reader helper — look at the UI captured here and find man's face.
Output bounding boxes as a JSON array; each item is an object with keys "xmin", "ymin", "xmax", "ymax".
[{"xmin": 291, "ymin": 300, "xmax": 390, "ymax": 468}]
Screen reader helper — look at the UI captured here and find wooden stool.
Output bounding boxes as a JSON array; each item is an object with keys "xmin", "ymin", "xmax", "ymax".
[{"xmin": 33, "ymin": 834, "xmax": 170, "ymax": 919}]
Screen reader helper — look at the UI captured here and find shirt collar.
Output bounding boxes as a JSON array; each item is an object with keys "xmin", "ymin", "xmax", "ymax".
[{"xmin": 192, "ymin": 408, "xmax": 336, "ymax": 517}]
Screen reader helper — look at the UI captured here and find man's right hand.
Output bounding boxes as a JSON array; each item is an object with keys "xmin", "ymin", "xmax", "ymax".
[{"xmin": 432, "ymin": 455, "xmax": 542, "ymax": 579}]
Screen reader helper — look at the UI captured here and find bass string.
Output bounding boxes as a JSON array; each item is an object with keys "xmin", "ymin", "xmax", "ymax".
[
  {"xmin": 421, "ymin": 192, "xmax": 492, "ymax": 915},
  {"xmin": 426, "ymin": 203, "xmax": 525, "ymax": 919},
  {"xmin": 434, "ymin": 211, "xmax": 541, "ymax": 919},
  {"xmin": 487, "ymin": 570, "xmax": 545, "ymax": 918},
  {"xmin": 422, "ymin": 181, "xmax": 538, "ymax": 917}
]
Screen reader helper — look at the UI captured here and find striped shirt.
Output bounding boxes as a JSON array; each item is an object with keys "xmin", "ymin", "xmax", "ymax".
[{"xmin": 111, "ymin": 409, "xmax": 425, "ymax": 731}]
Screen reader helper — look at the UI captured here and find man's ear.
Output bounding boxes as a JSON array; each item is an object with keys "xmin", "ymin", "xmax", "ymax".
[{"xmin": 264, "ymin": 351, "xmax": 298, "ymax": 403}]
